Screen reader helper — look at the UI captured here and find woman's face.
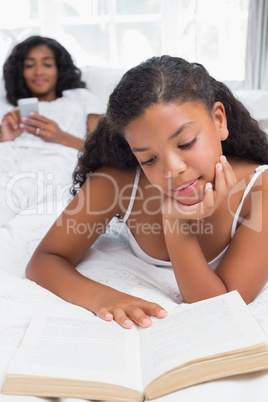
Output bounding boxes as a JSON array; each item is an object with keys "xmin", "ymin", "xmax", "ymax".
[
  {"xmin": 23, "ymin": 44, "xmax": 58, "ymax": 101},
  {"xmin": 125, "ymin": 101, "xmax": 228, "ymax": 205}
]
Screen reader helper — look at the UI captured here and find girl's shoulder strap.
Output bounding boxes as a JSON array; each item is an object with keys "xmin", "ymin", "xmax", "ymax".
[
  {"xmin": 231, "ymin": 165, "xmax": 268, "ymax": 237},
  {"xmin": 122, "ymin": 166, "xmax": 141, "ymax": 224}
]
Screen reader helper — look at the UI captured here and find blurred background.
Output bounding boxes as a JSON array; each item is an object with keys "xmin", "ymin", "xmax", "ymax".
[{"xmin": 0, "ymin": 0, "xmax": 267, "ymax": 90}]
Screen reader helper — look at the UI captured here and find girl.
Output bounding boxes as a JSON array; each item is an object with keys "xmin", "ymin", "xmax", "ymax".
[
  {"xmin": 0, "ymin": 35, "xmax": 103, "ymax": 148},
  {"xmin": 26, "ymin": 56, "xmax": 268, "ymax": 329}
]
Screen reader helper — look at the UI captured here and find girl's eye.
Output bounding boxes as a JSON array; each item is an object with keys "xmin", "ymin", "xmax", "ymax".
[
  {"xmin": 24, "ymin": 64, "xmax": 34, "ymax": 69},
  {"xmin": 141, "ymin": 156, "xmax": 156, "ymax": 166},
  {"xmin": 178, "ymin": 137, "xmax": 197, "ymax": 149}
]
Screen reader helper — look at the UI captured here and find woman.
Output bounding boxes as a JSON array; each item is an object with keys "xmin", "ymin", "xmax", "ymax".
[
  {"xmin": 0, "ymin": 35, "xmax": 104, "ymax": 149},
  {"xmin": 0, "ymin": 36, "xmax": 104, "ymax": 225}
]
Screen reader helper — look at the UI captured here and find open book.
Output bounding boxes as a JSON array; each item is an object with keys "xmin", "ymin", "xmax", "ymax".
[{"xmin": 2, "ymin": 291, "xmax": 268, "ymax": 402}]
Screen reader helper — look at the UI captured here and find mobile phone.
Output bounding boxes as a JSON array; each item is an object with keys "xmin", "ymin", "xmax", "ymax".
[{"xmin": 18, "ymin": 97, "xmax": 39, "ymax": 126}]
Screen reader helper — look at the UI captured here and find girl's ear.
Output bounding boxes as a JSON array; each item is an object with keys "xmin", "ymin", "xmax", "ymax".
[{"xmin": 212, "ymin": 101, "xmax": 229, "ymax": 141}]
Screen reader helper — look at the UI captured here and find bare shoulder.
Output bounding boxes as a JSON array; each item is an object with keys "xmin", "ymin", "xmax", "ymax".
[
  {"xmin": 255, "ymin": 165, "xmax": 268, "ymax": 187},
  {"xmin": 230, "ymin": 158, "xmax": 268, "ymax": 188},
  {"xmin": 226, "ymin": 159, "xmax": 268, "ymax": 221},
  {"xmin": 66, "ymin": 166, "xmax": 137, "ymax": 219},
  {"xmin": 239, "ymin": 162, "xmax": 268, "ymax": 230},
  {"xmin": 89, "ymin": 166, "xmax": 136, "ymax": 186},
  {"xmin": 243, "ymin": 162, "xmax": 268, "ymax": 195},
  {"xmin": 84, "ymin": 166, "xmax": 137, "ymax": 199},
  {"xmin": 217, "ymin": 161, "xmax": 268, "ymax": 303},
  {"xmin": 256, "ymin": 165, "xmax": 268, "ymax": 209}
]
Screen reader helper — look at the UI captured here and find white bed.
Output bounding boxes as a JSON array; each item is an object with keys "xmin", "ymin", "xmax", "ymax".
[{"xmin": 0, "ymin": 66, "xmax": 268, "ymax": 402}]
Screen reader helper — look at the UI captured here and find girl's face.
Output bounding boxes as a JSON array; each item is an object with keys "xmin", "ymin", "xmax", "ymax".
[
  {"xmin": 23, "ymin": 45, "xmax": 58, "ymax": 101},
  {"xmin": 125, "ymin": 101, "xmax": 228, "ymax": 205}
]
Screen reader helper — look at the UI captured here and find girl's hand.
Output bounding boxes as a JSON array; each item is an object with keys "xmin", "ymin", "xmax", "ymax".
[
  {"xmin": 93, "ymin": 285, "xmax": 167, "ymax": 329},
  {"xmin": 162, "ymin": 156, "xmax": 236, "ymax": 220},
  {"xmin": 20, "ymin": 112, "xmax": 67, "ymax": 144},
  {"xmin": 1, "ymin": 109, "xmax": 23, "ymax": 141}
]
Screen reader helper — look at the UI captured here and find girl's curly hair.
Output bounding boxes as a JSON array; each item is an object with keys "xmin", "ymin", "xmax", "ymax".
[
  {"xmin": 72, "ymin": 55, "xmax": 268, "ymax": 195},
  {"xmin": 3, "ymin": 35, "xmax": 86, "ymax": 106}
]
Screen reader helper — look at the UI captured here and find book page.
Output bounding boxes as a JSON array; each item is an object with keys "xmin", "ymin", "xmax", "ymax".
[
  {"xmin": 6, "ymin": 312, "xmax": 144, "ymax": 392},
  {"xmin": 139, "ymin": 291, "xmax": 268, "ymax": 387}
]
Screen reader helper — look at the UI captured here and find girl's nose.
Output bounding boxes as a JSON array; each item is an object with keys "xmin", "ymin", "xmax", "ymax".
[{"xmin": 163, "ymin": 152, "xmax": 187, "ymax": 178}]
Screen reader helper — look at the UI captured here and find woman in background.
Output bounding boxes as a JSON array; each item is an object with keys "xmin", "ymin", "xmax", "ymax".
[
  {"xmin": 0, "ymin": 36, "xmax": 105, "ymax": 225},
  {"xmin": 0, "ymin": 35, "xmax": 104, "ymax": 149}
]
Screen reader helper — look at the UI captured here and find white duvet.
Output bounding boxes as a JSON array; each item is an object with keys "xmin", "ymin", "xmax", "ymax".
[{"xmin": 0, "ymin": 139, "xmax": 268, "ymax": 402}]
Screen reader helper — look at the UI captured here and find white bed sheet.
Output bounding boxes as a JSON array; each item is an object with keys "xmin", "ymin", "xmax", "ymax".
[{"xmin": 0, "ymin": 142, "xmax": 268, "ymax": 402}]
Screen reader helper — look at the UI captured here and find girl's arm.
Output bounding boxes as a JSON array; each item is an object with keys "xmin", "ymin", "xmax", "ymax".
[
  {"xmin": 26, "ymin": 168, "xmax": 167, "ymax": 328},
  {"xmin": 162, "ymin": 164, "xmax": 268, "ymax": 304}
]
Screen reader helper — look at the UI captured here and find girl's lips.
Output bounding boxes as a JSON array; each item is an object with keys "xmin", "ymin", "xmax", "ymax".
[{"xmin": 171, "ymin": 177, "xmax": 200, "ymax": 196}]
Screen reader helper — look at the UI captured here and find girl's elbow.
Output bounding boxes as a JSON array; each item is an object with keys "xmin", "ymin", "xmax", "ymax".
[
  {"xmin": 25, "ymin": 252, "xmax": 42, "ymax": 282},
  {"xmin": 25, "ymin": 261, "xmax": 36, "ymax": 281}
]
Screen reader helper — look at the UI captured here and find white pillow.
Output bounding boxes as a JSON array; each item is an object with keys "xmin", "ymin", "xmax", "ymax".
[
  {"xmin": 235, "ymin": 90, "xmax": 268, "ymax": 134},
  {"xmin": 235, "ymin": 90, "xmax": 268, "ymax": 121},
  {"xmin": 81, "ymin": 65, "xmax": 126, "ymax": 110}
]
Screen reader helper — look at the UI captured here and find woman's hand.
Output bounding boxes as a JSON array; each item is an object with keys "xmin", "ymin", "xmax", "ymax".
[
  {"xmin": 162, "ymin": 156, "xmax": 236, "ymax": 220},
  {"xmin": 20, "ymin": 112, "xmax": 84, "ymax": 149},
  {"xmin": 1, "ymin": 109, "xmax": 23, "ymax": 141},
  {"xmin": 20, "ymin": 112, "xmax": 66, "ymax": 143},
  {"xmin": 92, "ymin": 285, "xmax": 167, "ymax": 329}
]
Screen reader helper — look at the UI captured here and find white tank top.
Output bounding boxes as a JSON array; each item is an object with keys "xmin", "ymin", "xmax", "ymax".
[{"xmin": 121, "ymin": 165, "xmax": 268, "ymax": 270}]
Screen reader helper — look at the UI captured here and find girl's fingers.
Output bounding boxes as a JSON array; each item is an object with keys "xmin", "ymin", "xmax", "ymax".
[
  {"xmin": 125, "ymin": 305, "xmax": 152, "ymax": 328},
  {"xmin": 111, "ymin": 305, "xmax": 152, "ymax": 328},
  {"xmin": 221, "ymin": 155, "xmax": 237, "ymax": 188},
  {"xmin": 214, "ymin": 157, "xmax": 236, "ymax": 205},
  {"xmin": 97, "ymin": 302, "xmax": 167, "ymax": 329},
  {"xmin": 98, "ymin": 308, "xmax": 134, "ymax": 329},
  {"xmin": 110, "ymin": 306, "xmax": 137, "ymax": 329},
  {"xmin": 98, "ymin": 308, "xmax": 113, "ymax": 322},
  {"xmin": 162, "ymin": 156, "xmax": 236, "ymax": 221},
  {"xmin": 196, "ymin": 182, "xmax": 214, "ymax": 217},
  {"xmin": 141, "ymin": 302, "xmax": 167, "ymax": 320},
  {"xmin": 202, "ymin": 182, "xmax": 214, "ymax": 209},
  {"xmin": 214, "ymin": 162, "xmax": 227, "ymax": 201},
  {"xmin": 124, "ymin": 302, "xmax": 167, "ymax": 328}
]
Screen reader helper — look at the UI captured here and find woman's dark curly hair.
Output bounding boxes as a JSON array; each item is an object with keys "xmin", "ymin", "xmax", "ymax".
[
  {"xmin": 3, "ymin": 35, "xmax": 86, "ymax": 106},
  {"xmin": 72, "ymin": 55, "xmax": 268, "ymax": 195}
]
